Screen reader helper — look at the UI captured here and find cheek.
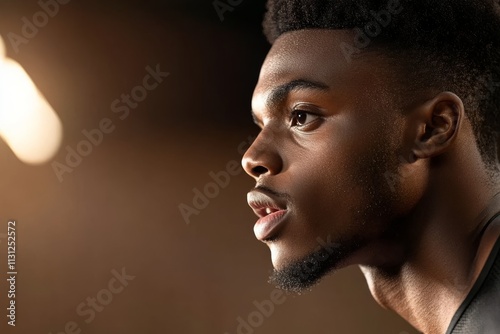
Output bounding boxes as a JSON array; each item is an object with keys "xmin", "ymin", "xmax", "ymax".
[
  {"xmin": 284, "ymin": 140, "xmax": 367, "ymax": 230},
  {"xmin": 289, "ymin": 128, "xmax": 403, "ymax": 227}
]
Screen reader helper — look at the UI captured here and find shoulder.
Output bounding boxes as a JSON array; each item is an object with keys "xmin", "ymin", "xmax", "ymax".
[{"xmin": 447, "ymin": 234, "xmax": 500, "ymax": 334}]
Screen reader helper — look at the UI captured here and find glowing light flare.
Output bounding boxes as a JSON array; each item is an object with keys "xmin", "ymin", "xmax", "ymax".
[
  {"xmin": 0, "ymin": 36, "xmax": 62, "ymax": 165},
  {"xmin": 0, "ymin": 36, "xmax": 5, "ymax": 58}
]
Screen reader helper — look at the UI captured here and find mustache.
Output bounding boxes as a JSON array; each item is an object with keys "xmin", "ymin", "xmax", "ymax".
[{"xmin": 252, "ymin": 185, "xmax": 292, "ymax": 202}]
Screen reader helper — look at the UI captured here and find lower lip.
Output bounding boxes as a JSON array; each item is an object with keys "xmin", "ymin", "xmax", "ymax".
[{"xmin": 254, "ymin": 210, "xmax": 288, "ymax": 241}]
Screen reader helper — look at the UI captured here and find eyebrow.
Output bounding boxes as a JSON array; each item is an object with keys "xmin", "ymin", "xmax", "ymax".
[{"xmin": 251, "ymin": 79, "xmax": 330, "ymax": 125}]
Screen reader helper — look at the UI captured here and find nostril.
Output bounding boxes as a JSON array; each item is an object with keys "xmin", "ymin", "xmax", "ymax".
[{"xmin": 252, "ymin": 166, "xmax": 268, "ymax": 176}]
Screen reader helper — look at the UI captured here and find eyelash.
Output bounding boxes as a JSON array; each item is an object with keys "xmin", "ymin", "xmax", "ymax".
[
  {"xmin": 289, "ymin": 109, "xmax": 321, "ymax": 129},
  {"xmin": 252, "ymin": 108, "xmax": 323, "ymax": 130}
]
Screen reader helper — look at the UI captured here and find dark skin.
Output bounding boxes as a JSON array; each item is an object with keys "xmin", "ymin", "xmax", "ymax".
[{"xmin": 242, "ymin": 29, "xmax": 500, "ymax": 334}]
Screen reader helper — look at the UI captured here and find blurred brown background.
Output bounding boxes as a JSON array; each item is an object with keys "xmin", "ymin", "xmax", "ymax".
[{"xmin": 0, "ymin": 1, "xmax": 418, "ymax": 333}]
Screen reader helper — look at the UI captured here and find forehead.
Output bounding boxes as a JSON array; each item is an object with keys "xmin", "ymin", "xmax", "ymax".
[
  {"xmin": 252, "ymin": 29, "xmax": 393, "ymax": 109},
  {"xmin": 258, "ymin": 29, "xmax": 354, "ymax": 85}
]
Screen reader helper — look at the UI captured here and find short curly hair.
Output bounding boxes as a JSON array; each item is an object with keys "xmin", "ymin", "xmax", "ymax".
[{"xmin": 263, "ymin": 0, "xmax": 500, "ymax": 171}]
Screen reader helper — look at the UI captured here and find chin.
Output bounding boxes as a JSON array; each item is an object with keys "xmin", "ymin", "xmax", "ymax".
[
  {"xmin": 267, "ymin": 238, "xmax": 314, "ymax": 270},
  {"xmin": 267, "ymin": 245, "xmax": 340, "ymax": 293},
  {"xmin": 268, "ymin": 243, "xmax": 289, "ymax": 270},
  {"xmin": 266, "ymin": 231, "xmax": 363, "ymax": 293}
]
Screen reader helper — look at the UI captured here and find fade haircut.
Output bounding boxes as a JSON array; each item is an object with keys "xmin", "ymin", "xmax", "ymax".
[{"xmin": 263, "ymin": 0, "xmax": 500, "ymax": 171}]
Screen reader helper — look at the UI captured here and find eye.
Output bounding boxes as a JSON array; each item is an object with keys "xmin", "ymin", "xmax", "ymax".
[{"xmin": 290, "ymin": 110, "xmax": 320, "ymax": 128}]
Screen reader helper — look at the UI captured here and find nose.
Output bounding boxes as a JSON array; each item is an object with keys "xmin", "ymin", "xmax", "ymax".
[{"xmin": 241, "ymin": 129, "xmax": 283, "ymax": 179}]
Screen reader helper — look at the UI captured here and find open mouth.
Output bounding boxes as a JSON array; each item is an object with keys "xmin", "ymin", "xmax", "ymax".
[
  {"xmin": 247, "ymin": 188, "xmax": 289, "ymax": 241},
  {"xmin": 255, "ymin": 205, "xmax": 283, "ymax": 218}
]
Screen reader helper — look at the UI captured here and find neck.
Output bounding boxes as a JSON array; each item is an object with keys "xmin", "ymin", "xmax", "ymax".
[{"xmin": 359, "ymin": 151, "xmax": 500, "ymax": 334}]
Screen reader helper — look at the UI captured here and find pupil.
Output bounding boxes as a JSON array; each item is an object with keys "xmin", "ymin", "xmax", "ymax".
[{"xmin": 297, "ymin": 112, "xmax": 307, "ymax": 125}]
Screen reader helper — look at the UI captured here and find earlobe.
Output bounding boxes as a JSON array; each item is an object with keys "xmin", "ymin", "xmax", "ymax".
[{"xmin": 412, "ymin": 92, "xmax": 464, "ymax": 159}]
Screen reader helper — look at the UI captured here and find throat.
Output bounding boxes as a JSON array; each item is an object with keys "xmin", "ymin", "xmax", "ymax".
[
  {"xmin": 359, "ymin": 263, "xmax": 469, "ymax": 334},
  {"xmin": 358, "ymin": 213, "xmax": 500, "ymax": 334}
]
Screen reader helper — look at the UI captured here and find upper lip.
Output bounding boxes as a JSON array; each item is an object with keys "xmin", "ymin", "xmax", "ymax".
[{"xmin": 247, "ymin": 188, "xmax": 288, "ymax": 218}]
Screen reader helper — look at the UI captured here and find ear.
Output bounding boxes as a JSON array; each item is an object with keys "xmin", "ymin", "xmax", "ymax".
[{"xmin": 411, "ymin": 92, "xmax": 464, "ymax": 160}]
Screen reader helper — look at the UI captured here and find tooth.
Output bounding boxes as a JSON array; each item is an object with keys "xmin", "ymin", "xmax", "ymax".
[{"xmin": 265, "ymin": 208, "xmax": 272, "ymax": 215}]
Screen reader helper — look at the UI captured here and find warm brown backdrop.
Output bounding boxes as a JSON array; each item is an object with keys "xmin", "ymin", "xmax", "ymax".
[{"xmin": 0, "ymin": 1, "xmax": 418, "ymax": 333}]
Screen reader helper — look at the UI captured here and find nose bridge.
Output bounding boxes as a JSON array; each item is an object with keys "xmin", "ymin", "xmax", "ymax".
[
  {"xmin": 242, "ymin": 125, "xmax": 282, "ymax": 178},
  {"xmin": 252, "ymin": 125, "xmax": 278, "ymax": 154}
]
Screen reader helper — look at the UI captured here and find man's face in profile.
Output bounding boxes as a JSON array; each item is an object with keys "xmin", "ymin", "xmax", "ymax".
[{"xmin": 243, "ymin": 29, "xmax": 423, "ymax": 291}]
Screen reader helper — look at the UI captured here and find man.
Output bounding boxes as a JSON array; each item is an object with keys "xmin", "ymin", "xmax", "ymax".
[{"xmin": 241, "ymin": 0, "xmax": 500, "ymax": 333}]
